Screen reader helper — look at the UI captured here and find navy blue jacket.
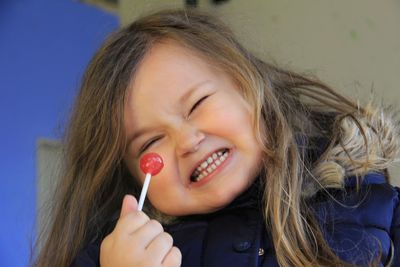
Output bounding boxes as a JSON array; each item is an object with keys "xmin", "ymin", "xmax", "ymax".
[{"xmin": 72, "ymin": 172, "xmax": 400, "ymax": 266}]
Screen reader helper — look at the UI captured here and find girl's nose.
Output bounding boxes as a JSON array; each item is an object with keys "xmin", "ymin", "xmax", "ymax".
[{"xmin": 175, "ymin": 123, "xmax": 205, "ymax": 157}]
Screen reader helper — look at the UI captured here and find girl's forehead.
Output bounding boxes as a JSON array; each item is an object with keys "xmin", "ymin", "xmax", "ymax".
[{"xmin": 126, "ymin": 42, "xmax": 221, "ymax": 108}]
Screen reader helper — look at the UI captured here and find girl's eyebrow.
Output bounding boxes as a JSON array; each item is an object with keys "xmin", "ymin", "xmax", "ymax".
[{"xmin": 128, "ymin": 80, "xmax": 212, "ymax": 145}]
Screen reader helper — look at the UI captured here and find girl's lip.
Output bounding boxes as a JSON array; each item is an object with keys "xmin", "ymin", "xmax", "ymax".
[{"xmin": 188, "ymin": 148, "xmax": 234, "ymax": 188}]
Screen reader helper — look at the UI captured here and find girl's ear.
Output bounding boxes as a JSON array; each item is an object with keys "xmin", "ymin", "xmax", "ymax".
[{"xmin": 120, "ymin": 194, "xmax": 138, "ymax": 217}]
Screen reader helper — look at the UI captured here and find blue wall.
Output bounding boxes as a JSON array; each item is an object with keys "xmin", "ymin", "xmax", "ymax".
[{"xmin": 0, "ymin": 1, "xmax": 118, "ymax": 266}]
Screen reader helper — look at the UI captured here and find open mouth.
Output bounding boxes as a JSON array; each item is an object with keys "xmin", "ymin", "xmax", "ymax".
[{"xmin": 190, "ymin": 148, "xmax": 230, "ymax": 182}]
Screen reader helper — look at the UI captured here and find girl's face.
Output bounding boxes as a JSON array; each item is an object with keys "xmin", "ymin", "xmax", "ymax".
[{"xmin": 124, "ymin": 41, "xmax": 263, "ymax": 216}]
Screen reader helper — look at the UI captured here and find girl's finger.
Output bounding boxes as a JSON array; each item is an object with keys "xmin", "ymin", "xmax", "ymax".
[
  {"xmin": 114, "ymin": 211, "xmax": 149, "ymax": 235},
  {"xmin": 162, "ymin": 246, "xmax": 182, "ymax": 267},
  {"xmin": 145, "ymin": 232, "xmax": 174, "ymax": 263},
  {"xmin": 119, "ymin": 195, "xmax": 138, "ymax": 218},
  {"xmin": 131, "ymin": 219, "xmax": 164, "ymax": 247}
]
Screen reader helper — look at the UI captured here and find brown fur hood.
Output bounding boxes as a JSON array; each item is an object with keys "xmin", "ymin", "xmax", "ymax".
[{"xmin": 305, "ymin": 104, "xmax": 400, "ymax": 196}]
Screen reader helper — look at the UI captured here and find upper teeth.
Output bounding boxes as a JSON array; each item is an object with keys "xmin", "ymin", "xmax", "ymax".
[{"xmin": 192, "ymin": 149, "xmax": 229, "ymax": 182}]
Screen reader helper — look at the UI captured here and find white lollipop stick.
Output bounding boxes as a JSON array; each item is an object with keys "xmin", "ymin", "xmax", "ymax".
[{"xmin": 138, "ymin": 173, "xmax": 151, "ymax": 211}]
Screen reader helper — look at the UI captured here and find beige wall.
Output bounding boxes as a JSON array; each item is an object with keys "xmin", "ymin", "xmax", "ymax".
[
  {"xmin": 119, "ymin": 0, "xmax": 400, "ymax": 183},
  {"xmin": 202, "ymin": 0, "xmax": 400, "ymax": 103},
  {"xmin": 119, "ymin": 0, "xmax": 184, "ymax": 26}
]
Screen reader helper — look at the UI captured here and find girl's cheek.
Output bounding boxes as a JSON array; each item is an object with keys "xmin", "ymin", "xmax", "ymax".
[
  {"xmin": 196, "ymin": 101, "xmax": 228, "ymax": 123},
  {"xmin": 124, "ymin": 144, "xmax": 140, "ymax": 170},
  {"xmin": 129, "ymin": 163, "xmax": 143, "ymax": 184},
  {"xmin": 205, "ymin": 105, "xmax": 237, "ymax": 129}
]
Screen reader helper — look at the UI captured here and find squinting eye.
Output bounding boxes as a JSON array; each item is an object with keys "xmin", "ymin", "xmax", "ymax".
[
  {"xmin": 189, "ymin": 95, "xmax": 209, "ymax": 115},
  {"xmin": 139, "ymin": 136, "xmax": 162, "ymax": 154}
]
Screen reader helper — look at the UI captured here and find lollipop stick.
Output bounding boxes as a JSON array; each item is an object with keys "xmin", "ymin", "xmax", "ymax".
[{"xmin": 138, "ymin": 173, "xmax": 152, "ymax": 211}]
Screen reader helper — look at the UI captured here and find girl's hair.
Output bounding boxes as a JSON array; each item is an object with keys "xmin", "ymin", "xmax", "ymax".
[{"xmin": 33, "ymin": 9, "xmax": 398, "ymax": 267}]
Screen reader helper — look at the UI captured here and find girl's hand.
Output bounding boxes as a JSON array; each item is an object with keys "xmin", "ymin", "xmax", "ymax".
[{"xmin": 100, "ymin": 195, "xmax": 182, "ymax": 267}]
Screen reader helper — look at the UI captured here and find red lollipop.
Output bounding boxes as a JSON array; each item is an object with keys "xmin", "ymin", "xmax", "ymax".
[
  {"xmin": 140, "ymin": 152, "xmax": 164, "ymax": 176},
  {"xmin": 137, "ymin": 153, "xmax": 164, "ymax": 211}
]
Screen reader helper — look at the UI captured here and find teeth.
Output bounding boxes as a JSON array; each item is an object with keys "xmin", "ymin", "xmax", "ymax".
[{"xmin": 191, "ymin": 149, "xmax": 229, "ymax": 182}]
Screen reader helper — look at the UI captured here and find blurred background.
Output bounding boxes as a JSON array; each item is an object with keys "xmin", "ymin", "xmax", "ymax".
[{"xmin": 1, "ymin": 0, "xmax": 399, "ymax": 266}]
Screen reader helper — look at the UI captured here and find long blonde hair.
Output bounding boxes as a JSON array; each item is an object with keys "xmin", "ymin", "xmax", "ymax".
[{"xmin": 33, "ymin": 9, "xmax": 398, "ymax": 267}]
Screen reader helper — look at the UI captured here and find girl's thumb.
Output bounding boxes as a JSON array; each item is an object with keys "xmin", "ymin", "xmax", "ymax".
[{"xmin": 120, "ymin": 194, "xmax": 138, "ymax": 218}]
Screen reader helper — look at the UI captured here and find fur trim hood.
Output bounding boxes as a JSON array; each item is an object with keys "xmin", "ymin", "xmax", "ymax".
[{"xmin": 305, "ymin": 104, "xmax": 400, "ymax": 196}]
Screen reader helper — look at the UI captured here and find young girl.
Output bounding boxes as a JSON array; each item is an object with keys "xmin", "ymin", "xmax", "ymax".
[{"xmin": 33, "ymin": 9, "xmax": 400, "ymax": 267}]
